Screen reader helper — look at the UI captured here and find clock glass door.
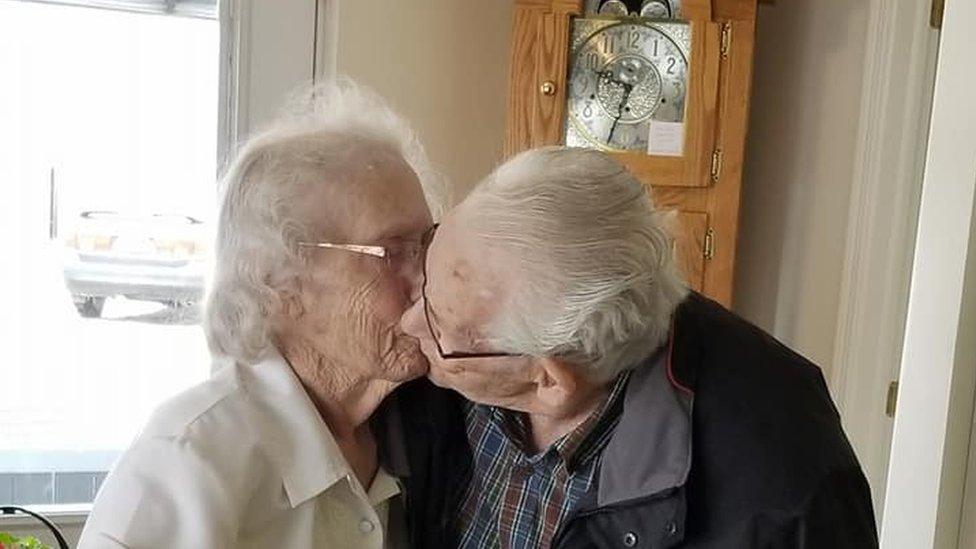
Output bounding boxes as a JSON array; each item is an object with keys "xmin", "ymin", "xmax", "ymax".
[
  {"xmin": 565, "ymin": 18, "xmax": 691, "ymax": 156},
  {"xmin": 562, "ymin": 8, "xmax": 720, "ymax": 188}
]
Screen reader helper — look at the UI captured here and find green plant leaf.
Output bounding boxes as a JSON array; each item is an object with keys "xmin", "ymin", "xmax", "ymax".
[{"xmin": 18, "ymin": 535, "xmax": 50, "ymax": 549}]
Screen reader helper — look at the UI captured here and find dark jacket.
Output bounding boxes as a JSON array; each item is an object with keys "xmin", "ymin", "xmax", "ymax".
[{"xmin": 387, "ymin": 292, "xmax": 878, "ymax": 548}]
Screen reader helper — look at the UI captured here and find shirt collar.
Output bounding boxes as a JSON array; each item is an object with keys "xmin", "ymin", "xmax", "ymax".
[
  {"xmin": 597, "ymin": 332, "xmax": 694, "ymax": 506},
  {"xmin": 367, "ymin": 467, "xmax": 403, "ymax": 506},
  {"xmin": 242, "ymin": 349, "xmax": 391, "ymax": 508},
  {"xmin": 559, "ymin": 370, "xmax": 631, "ymax": 471},
  {"xmin": 479, "ymin": 369, "xmax": 631, "ymax": 471}
]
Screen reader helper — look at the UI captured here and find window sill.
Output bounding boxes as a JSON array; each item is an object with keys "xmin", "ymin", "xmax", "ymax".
[{"xmin": 0, "ymin": 503, "xmax": 91, "ymax": 528}]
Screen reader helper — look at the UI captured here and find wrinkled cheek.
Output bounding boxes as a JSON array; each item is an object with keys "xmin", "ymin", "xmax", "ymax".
[
  {"xmin": 370, "ymin": 274, "xmax": 412, "ymax": 317},
  {"xmin": 355, "ymin": 275, "xmax": 403, "ymax": 320},
  {"xmin": 386, "ymin": 332, "xmax": 427, "ymax": 371}
]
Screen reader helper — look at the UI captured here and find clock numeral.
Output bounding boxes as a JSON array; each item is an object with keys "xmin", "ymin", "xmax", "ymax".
[
  {"xmin": 586, "ymin": 52, "xmax": 599, "ymax": 70},
  {"xmin": 667, "ymin": 57, "xmax": 676, "ymax": 75},
  {"xmin": 583, "ymin": 103, "xmax": 593, "ymax": 118},
  {"xmin": 601, "ymin": 34, "xmax": 616, "ymax": 55},
  {"xmin": 629, "ymin": 31, "xmax": 640, "ymax": 49},
  {"xmin": 653, "ymin": 39, "xmax": 659, "ymax": 57}
]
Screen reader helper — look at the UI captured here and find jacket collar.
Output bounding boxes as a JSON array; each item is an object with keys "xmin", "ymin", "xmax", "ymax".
[
  {"xmin": 597, "ymin": 317, "xmax": 695, "ymax": 507},
  {"xmin": 242, "ymin": 349, "xmax": 408, "ymax": 508}
]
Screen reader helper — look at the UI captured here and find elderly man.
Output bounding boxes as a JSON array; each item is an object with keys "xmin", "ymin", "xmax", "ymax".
[
  {"xmin": 78, "ymin": 82, "xmax": 440, "ymax": 548},
  {"xmin": 399, "ymin": 146, "xmax": 877, "ymax": 548}
]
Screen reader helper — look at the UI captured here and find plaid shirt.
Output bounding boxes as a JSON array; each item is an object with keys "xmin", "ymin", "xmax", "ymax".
[{"xmin": 456, "ymin": 372, "xmax": 632, "ymax": 549}]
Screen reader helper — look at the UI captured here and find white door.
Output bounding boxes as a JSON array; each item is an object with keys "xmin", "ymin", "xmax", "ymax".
[
  {"xmin": 0, "ymin": 0, "xmax": 318, "ymax": 544},
  {"xmin": 879, "ymin": 0, "xmax": 976, "ymax": 546}
]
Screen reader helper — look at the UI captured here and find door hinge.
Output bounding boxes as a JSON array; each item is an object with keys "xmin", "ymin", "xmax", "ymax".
[
  {"xmin": 710, "ymin": 149, "xmax": 723, "ymax": 182},
  {"xmin": 885, "ymin": 381, "xmax": 899, "ymax": 418},
  {"xmin": 703, "ymin": 228, "xmax": 715, "ymax": 260},
  {"xmin": 720, "ymin": 22, "xmax": 732, "ymax": 58},
  {"xmin": 930, "ymin": 0, "xmax": 945, "ymax": 29}
]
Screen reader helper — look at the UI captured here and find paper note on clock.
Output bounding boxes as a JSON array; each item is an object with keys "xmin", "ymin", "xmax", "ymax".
[{"xmin": 647, "ymin": 121, "xmax": 685, "ymax": 156}]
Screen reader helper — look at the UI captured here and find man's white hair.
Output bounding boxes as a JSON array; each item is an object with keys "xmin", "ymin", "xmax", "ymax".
[
  {"xmin": 204, "ymin": 79, "xmax": 445, "ymax": 365},
  {"xmin": 460, "ymin": 146, "xmax": 688, "ymax": 381}
]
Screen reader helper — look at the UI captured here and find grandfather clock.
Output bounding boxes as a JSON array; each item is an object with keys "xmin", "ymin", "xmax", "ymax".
[{"xmin": 504, "ymin": 0, "xmax": 759, "ymax": 306}]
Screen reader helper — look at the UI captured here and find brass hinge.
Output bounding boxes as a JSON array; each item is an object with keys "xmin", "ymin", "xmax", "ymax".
[
  {"xmin": 931, "ymin": 0, "xmax": 945, "ymax": 29},
  {"xmin": 703, "ymin": 228, "xmax": 715, "ymax": 260},
  {"xmin": 885, "ymin": 381, "xmax": 899, "ymax": 418},
  {"xmin": 720, "ymin": 22, "xmax": 732, "ymax": 58},
  {"xmin": 710, "ymin": 149, "xmax": 723, "ymax": 182}
]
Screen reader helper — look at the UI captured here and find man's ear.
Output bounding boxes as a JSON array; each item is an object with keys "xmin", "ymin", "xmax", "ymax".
[{"xmin": 533, "ymin": 357, "xmax": 582, "ymax": 414}]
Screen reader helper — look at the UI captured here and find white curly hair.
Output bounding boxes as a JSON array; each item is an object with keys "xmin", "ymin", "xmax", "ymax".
[{"xmin": 204, "ymin": 79, "xmax": 445, "ymax": 365}]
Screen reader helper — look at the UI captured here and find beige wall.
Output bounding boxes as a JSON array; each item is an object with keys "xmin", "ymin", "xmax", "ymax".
[
  {"xmin": 336, "ymin": 0, "xmax": 513, "ymax": 204},
  {"xmin": 733, "ymin": 1, "xmax": 870, "ymax": 374}
]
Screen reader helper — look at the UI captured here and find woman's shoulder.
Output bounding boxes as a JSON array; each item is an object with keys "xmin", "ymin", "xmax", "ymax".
[
  {"xmin": 137, "ymin": 361, "xmax": 251, "ymax": 441},
  {"xmin": 80, "ymin": 363, "xmax": 269, "ymax": 549}
]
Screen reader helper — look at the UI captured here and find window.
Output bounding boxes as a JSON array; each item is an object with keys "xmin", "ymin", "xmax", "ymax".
[{"xmin": 0, "ymin": 0, "xmax": 218, "ymax": 505}]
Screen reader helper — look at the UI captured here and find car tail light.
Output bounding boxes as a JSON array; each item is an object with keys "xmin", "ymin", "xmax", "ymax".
[
  {"xmin": 70, "ymin": 233, "xmax": 114, "ymax": 251},
  {"xmin": 153, "ymin": 239, "xmax": 201, "ymax": 258}
]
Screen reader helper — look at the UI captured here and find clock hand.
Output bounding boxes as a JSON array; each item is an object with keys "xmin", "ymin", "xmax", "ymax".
[
  {"xmin": 595, "ymin": 68, "xmax": 623, "ymax": 87},
  {"xmin": 595, "ymin": 68, "xmax": 634, "ymax": 145},
  {"xmin": 608, "ymin": 82, "xmax": 633, "ymax": 144}
]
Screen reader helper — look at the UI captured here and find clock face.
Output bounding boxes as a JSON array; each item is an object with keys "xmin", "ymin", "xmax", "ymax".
[{"xmin": 565, "ymin": 18, "xmax": 690, "ymax": 153}]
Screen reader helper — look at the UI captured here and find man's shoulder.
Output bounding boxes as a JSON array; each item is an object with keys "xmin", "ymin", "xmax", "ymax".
[
  {"xmin": 673, "ymin": 295, "xmax": 867, "ymax": 510},
  {"xmin": 673, "ymin": 293, "xmax": 831, "ymax": 409}
]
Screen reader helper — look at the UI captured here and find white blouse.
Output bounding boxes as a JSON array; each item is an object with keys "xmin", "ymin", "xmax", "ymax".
[{"xmin": 77, "ymin": 350, "xmax": 405, "ymax": 549}]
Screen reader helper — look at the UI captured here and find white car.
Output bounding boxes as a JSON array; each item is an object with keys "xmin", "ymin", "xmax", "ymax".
[{"xmin": 62, "ymin": 211, "xmax": 208, "ymax": 318}]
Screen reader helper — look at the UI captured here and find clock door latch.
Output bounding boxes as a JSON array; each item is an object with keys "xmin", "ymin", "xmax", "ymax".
[
  {"xmin": 720, "ymin": 22, "xmax": 732, "ymax": 58},
  {"xmin": 703, "ymin": 228, "xmax": 715, "ymax": 260},
  {"xmin": 710, "ymin": 149, "xmax": 723, "ymax": 182}
]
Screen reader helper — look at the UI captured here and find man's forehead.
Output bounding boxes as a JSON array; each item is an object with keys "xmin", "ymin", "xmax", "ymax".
[{"xmin": 429, "ymin": 219, "xmax": 510, "ymax": 318}]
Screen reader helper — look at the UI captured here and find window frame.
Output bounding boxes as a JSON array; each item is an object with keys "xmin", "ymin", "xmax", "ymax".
[{"xmin": 1, "ymin": 0, "xmax": 324, "ymax": 534}]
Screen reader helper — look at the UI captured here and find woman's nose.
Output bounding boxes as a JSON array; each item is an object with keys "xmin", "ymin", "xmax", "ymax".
[
  {"xmin": 400, "ymin": 297, "xmax": 425, "ymax": 340},
  {"xmin": 403, "ymin": 257, "xmax": 425, "ymax": 303},
  {"xmin": 408, "ymin": 273, "xmax": 423, "ymax": 304}
]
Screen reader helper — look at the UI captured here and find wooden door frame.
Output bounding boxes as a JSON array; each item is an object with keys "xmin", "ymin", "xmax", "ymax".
[{"xmin": 827, "ymin": 0, "xmax": 939, "ymax": 524}]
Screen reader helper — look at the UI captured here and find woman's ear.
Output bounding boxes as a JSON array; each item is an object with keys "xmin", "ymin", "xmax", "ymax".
[{"xmin": 277, "ymin": 281, "xmax": 306, "ymax": 322}]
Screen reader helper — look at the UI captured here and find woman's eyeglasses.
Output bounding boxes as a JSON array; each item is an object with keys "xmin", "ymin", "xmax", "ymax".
[{"xmin": 298, "ymin": 230, "xmax": 431, "ymax": 270}]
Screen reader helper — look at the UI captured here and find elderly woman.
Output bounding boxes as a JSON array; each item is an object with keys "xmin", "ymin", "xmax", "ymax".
[{"xmin": 77, "ymin": 82, "xmax": 441, "ymax": 548}]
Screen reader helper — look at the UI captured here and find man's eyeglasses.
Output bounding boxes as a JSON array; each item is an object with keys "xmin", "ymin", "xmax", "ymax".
[{"xmin": 420, "ymin": 224, "xmax": 523, "ymax": 361}]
